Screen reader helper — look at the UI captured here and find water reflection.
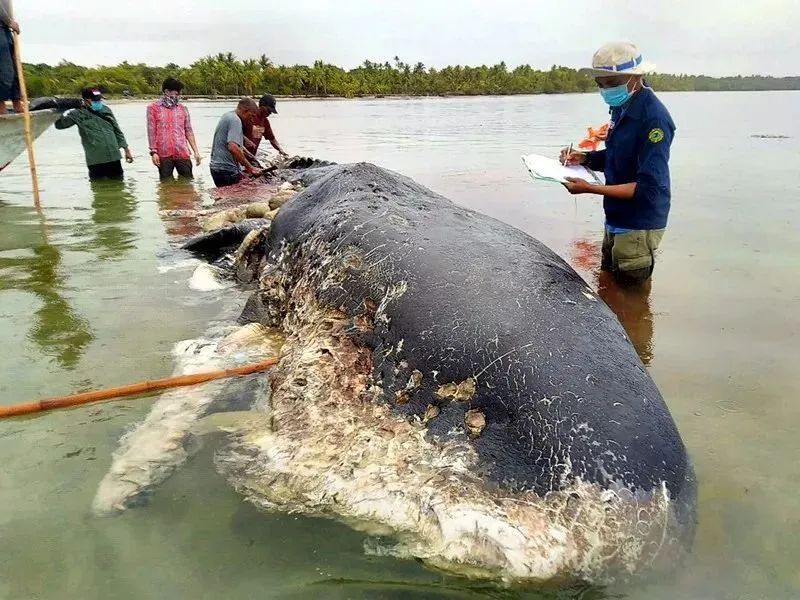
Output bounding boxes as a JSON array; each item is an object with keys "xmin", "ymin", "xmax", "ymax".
[
  {"xmin": 596, "ymin": 273, "xmax": 654, "ymax": 365},
  {"xmin": 89, "ymin": 179, "xmax": 137, "ymax": 259},
  {"xmin": 157, "ymin": 180, "xmax": 203, "ymax": 238},
  {"xmin": 570, "ymin": 239, "xmax": 655, "ymax": 365},
  {"xmin": 0, "ymin": 206, "xmax": 93, "ymax": 368},
  {"xmin": 26, "ymin": 241, "xmax": 94, "ymax": 368}
]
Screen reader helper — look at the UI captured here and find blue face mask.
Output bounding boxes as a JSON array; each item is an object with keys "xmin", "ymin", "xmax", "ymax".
[
  {"xmin": 91, "ymin": 100, "xmax": 104, "ymax": 111},
  {"xmin": 599, "ymin": 79, "xmax": 633, "ymax": 107}
]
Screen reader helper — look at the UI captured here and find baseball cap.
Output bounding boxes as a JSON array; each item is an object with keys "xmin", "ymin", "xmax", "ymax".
[
  {"xmin": 259, "ymin": 94, "xmax": 278, "ymax": 114},
  {"xmin": 81, "ymin": 87, "xmax": 104, "ymax": 101}
]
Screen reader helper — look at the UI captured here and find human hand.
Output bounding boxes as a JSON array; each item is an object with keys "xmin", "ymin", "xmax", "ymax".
[
  {"xmin": 194, "ymin": 154, "xmax": 203, "ymax": 166},
  {"xmin": 559, "ymin": 147, "xmax": 586, "ymax": 166},
  {"xmin": 563, "ymin": 177, "xmax": 594, "ymax": 194},
  {"xmin": 125, "ymin": 149, "xmax": 134, "ymax": 163},
  {"xmin": 279, "ymin": 150, "xmax": 289, "ymax": 158},
  {"xmin": 247, "ymin": 167, "xmax": 263, "ymax": 178},
  {"xmin": 151, "ymin": 153, "xmax": 160, "ymax": 167},
  {"xmin": 9, "ymin": 20, "xmax": 20, "ymax": 34}
]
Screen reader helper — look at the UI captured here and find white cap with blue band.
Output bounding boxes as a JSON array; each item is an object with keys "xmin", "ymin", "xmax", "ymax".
[{"xmin": 583, "ymin": 41, "xmax": 656, "ymax": 77}]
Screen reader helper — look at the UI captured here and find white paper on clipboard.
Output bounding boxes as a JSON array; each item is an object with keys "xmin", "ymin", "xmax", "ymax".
[{"xmin": 521, "ymin": 154, "xmax": 601, "ymax": 185}]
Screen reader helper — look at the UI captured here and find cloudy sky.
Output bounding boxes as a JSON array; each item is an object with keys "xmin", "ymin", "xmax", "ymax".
[{"xmin": 14, "ymin": 0, "xmax": 799, "ymax": 76}]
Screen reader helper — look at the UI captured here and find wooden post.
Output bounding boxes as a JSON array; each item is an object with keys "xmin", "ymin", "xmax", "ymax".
[{"xmin": 8, "ymin": 3, "xmax": 41, "ymax": 209}]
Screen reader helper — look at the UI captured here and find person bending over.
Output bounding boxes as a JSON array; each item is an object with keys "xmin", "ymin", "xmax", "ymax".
[
  {"xmin": 243, "ymin": 94, "xmax": 289, "ymax": 158},
  {"xmin": 209, "ymin": 98, "xmax": 263, "ymax": 188}
]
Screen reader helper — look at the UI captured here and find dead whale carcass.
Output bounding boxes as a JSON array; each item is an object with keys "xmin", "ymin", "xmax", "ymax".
[
  {"xmin": 216, "ymin": 162, "xmax": 695, "ymax": 583},
  {"xmin": 96, "ymin": 161, "xmax": 696, "ymax": 584}
]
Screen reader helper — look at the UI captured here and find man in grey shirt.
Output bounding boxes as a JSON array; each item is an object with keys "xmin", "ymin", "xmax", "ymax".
[
  {"xmin": 210, "ymin": 98, "xmax": 262, "ymax": 187},
  {"xmin": 0, "ymin": 0, "xmax": 22, "ymax": 114}
]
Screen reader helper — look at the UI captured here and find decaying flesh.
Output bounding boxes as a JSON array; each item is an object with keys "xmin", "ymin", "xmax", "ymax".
[
  {"xmin": 96, "ymin": 166, "xmax": 688, "ymax": 585},
  {"xmin": 92, "ymin": 322, "xmax": 284, "ymax": 516},
  {"xmin": 214, "ymin": 235, "xmax": 686, "ymax": 585},
  {"xmin": 92, "ymin": 173, "xmax": 303, "ymax": 515}
]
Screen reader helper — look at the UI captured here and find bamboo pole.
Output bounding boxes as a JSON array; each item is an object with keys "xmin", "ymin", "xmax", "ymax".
[
  {"xmin": 8, "ymin": 3, "xmax": 41, "ymax": 209},
  {"xmin": 0, "ymin": 357, "xmax": 279, "ymax": 419}
]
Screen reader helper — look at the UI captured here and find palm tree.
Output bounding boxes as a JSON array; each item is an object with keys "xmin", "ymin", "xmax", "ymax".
[
  {"xmin": 241, "ymin": 59, "xmax": 261, "ymax": 96},
  {"xmin": 258, "ymin": 54, "xmax": 273, "ymax": 70}
]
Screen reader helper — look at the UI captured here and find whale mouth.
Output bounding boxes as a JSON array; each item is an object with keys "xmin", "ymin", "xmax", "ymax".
[{"xmin": 213, "ymin": 242, "xmax": 688, "ymax": 585}]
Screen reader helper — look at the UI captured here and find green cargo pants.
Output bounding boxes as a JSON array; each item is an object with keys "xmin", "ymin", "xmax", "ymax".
[{"xmin": 601, "ymin": 228, "xmax": 665, "ymax": 285}]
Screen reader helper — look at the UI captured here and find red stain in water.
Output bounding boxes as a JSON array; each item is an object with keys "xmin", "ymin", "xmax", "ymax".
[
  {"xmin": 570, "ymin": 239, "xmax": 602, "ymax": 277},
  {"xmin": 211, "ymin": 178, "xmax": 281, "ymax": 209}
]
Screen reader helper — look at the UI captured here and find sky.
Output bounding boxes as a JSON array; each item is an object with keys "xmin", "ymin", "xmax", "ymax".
[{"xmin": 14, "ymin": 0, "xmax": 800, "ymax": 76}]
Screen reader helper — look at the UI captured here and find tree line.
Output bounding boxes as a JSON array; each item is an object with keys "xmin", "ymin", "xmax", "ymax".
[{"xmin": 23, "ymin": 54, "xmax": 800, "ymax": 98}]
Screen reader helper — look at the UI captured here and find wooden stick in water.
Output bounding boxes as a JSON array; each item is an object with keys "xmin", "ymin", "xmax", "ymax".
[
  {"xmin": 0, "ymin": 357, "xmax": 279, "ymax": 418},
  {"xmin": 8, "ymin": 3, "xmax": 41, "ymax": 209}
]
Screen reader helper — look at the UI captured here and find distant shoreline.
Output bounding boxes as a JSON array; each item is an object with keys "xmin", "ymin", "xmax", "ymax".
[
  {"xmin": 25, "ymin": 56, "xmax": 800, "ymax": 99},
  {"xmin": 101, "ymin": 89, "xmax": 800, "ymax": 105}
]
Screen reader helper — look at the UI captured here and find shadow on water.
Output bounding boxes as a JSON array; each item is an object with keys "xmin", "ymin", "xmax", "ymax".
[
  {"xmin": 291, "ymin": 579, "xmax": 617, "ymax": 600},
  {"xmin": 0, "ymin": 204, "xmax": 93, "ymax": 368},
  {"xmin": 87, "ymin": 179, "xmax": 137, "ymax": 259},
  {"xmin": 570, "ymin": 239, "xmax": 655, "ymax": 365}
]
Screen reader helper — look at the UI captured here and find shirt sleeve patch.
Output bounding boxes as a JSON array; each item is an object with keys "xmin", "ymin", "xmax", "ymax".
[{"xmin": 648, "ymin": 128, "xmax": 665, "ymax": 143}]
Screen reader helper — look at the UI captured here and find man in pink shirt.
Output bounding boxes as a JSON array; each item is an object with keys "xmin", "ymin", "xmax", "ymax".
[{"xmin": 146, "ymin": 78, "xmax": 202, "ymax": 180}]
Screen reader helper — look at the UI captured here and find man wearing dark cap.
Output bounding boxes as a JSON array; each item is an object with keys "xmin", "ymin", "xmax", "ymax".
[
  {"xmin": 244, "ymin": 94, "xmax": 289, "ymax": 157},
  {"xmin": 55, "ymin": 88, "xmax": 134, "ymax": 180}
]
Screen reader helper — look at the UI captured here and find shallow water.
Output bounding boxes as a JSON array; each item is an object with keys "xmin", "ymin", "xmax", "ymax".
[{"xmin": 1, "ymin": 93, "xmax": 798, "ymax": 599}]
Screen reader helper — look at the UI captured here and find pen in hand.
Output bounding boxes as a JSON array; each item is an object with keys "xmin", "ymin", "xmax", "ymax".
[{"xmin": 562, "ymin": 143, "xmax": 573, "ymax": 166}]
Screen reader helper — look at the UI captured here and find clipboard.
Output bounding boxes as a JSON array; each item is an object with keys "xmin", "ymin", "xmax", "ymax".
[{"xmin": 521, "ymin": 153, "xmax": 602, "ymax": 185}]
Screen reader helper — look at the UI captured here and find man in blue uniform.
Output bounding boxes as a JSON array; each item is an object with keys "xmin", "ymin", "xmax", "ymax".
[{"xmin": 561, "ymin": 42, "xmax": 675, "ymax": 285}]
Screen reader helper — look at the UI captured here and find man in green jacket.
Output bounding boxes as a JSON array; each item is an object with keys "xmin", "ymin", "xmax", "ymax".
[{"xmin": 55, "ymin": 88, "xmax": 134, "ymax": 180}]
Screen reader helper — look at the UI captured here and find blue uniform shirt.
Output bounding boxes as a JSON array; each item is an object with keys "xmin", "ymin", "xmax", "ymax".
[{"xmin": 585, "ymin": 87, "xmax": 675, "ymax": 230}]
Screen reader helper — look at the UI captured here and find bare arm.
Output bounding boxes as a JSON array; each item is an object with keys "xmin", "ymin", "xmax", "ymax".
[
  {"xmin": 263, "ymin": 120, "xmax": 288, "ymax": 156},
  {"xmin": 243, "ymin": 146, "xmax": 259, "ymax": 164},
  {"xmin": 189, "ymin": 133, "xmax": 201, "ymax": 161},
  {"xmin": 183, "ymin": 107, "xmax": 202, "ymax": 164},
  {"xmin": 227, "ymin": 142, "xmax": 258, "ymax": 174},
  {"xmin": 268, "ymin": 138, "xmax": 288, "ymax": 157}
]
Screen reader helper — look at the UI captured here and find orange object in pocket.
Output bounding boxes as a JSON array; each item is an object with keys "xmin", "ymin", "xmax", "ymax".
[{"xmin": 578, "ymin": 122, "xmax": 610, "ymax": 151}]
